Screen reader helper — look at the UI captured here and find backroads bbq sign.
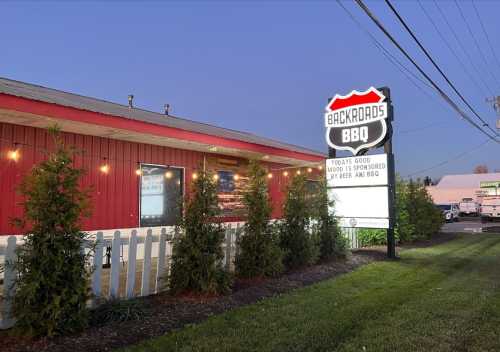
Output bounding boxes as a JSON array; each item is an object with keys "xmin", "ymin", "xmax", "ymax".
[{"xmin": 325, "ymin": 87, "xmax": 389, "ymax": 155}]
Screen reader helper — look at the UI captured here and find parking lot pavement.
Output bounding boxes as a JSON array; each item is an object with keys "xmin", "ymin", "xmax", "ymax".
[{"xmin": 442, "ymin": 218, "xmax": 499, "ymax": 233}]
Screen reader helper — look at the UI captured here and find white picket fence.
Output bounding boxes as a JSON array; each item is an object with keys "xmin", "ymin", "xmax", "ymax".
[{"xmin": 0, "ymin": 223, "xmax": 357, "ymax": 330}]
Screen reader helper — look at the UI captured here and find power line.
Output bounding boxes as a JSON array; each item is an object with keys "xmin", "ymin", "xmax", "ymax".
[
  {"xmin": 432, "ymin": 0, "xmax": 494, "ymax": 96},
  {"xmin": 417, "ymin": 0, "xmax": 488, "ymax": 98},
  {"xmin": 352, "ymin": 0, "xmax": 499, "ymax": 143},
  {"xmin": 383, "ymin": 0, "xmax": 499, "ymax": 138},
  {"xmin": 335, "ymin": 0, "xmax": 443, "ymax": 107},
  {"xmin": 405, "ymin": 139, "xmax": 491, "ymax": 178},
  {"xmin": 470, "ymin": 0, "xmax": 500, "ymax": 82},
  {"xmin": 398, "ymin": 121, "xmax": 447, "ymax": 135},
  {"xmin": 454, "ymin": 0, "xmax": 500, "ymax": 90}
]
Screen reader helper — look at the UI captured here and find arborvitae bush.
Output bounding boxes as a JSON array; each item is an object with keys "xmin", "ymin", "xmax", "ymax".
[
  {"xmin": 235, "ymin": 160, "xmax": 283, "ymax": 279},
  {"xmin": 168, "ymin": 170, "xmax": 230, "ymax": 295},
  {"xmin": 401, "ymin": 179, "xmax": 444, "ymax": 241},
  {"xmin": 11, "ymin": 127, "xmax": 92, "ymax": 337},
  {"xmin": 279, "ymin": 174, "xmax": 319, "ymax": 269},
  {"xmin": 310, "ymin": 178, "xmax": 347, "ymax": 261}
]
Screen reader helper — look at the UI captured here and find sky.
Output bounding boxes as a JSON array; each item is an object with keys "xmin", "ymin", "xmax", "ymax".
[{"xmin": 1, "ymin": 0, "xmax": 499, "ymax": 179}]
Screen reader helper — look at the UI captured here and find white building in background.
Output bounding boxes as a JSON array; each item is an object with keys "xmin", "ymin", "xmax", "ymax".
[{"xmin": 426, "ymin": 173, "xmax": 500, "ymax": 204}]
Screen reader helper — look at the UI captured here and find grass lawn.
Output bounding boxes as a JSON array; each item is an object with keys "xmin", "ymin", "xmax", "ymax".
[{"xmin": 121, "ymin": 233, "xmax": 500, "ymax": 352}]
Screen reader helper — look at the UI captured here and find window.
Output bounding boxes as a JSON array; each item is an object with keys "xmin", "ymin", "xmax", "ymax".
[{"xmin": 140, "ymin": 164, "xmax": 183, "ymax": 227}]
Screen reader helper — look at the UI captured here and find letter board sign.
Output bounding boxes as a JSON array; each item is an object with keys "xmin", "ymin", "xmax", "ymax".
[
  {"xmin": 326, "ymin": 154, "xmax": 388, "ymax": 188},
  {"xmin": 325, "ymin": 87, "xmax": 389, "ymax": 155}
]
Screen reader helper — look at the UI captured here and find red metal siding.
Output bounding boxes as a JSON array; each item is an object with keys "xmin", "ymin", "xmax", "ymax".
[{"xmin": 0, "ymin": 122, "xmax": 296, "ymax": 235}]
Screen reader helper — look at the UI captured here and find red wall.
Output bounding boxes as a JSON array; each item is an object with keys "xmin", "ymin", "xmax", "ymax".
[{"xmin": 0, "ymin": 122, "xmax": 295, "ymax": 235}]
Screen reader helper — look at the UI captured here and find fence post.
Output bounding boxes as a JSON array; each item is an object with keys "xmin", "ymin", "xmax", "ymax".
[
  {"xmin": 235, "ymin": 223, "xmax": 241, "ymax": 259},
  {"xmin": 225, "ymin": 224, "xmax": 232, "ymax": 271},
  {"xmin": 91, "ymin": 232, "xmax": 104, "ymax": 299},
  {"xmin": 126, "ymin": 230, "xmax": 138, "ymax": 298},
  {"xmin": 1, "ymin": 236, "xmax": 17, "ymax": 329},
  {"xmin": 156, "ymin": 228, "xmax": 167, "ymax": 293},
  {"xmin": 141, "ymin": 230, "xmax": 153, "ymax": 296},
  {"xmin": 109, "ymin": 231, "xmax": 121, "ymax": 298}
]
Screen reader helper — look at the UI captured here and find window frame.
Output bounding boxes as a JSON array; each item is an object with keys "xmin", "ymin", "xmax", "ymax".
[{"xmin": 138, "ymin": 163, "xmax": 185, "ymax": 228}]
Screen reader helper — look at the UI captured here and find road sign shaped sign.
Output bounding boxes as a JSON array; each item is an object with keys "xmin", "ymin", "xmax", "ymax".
[{"xmin": 325, "ymin": 87, "xmax": 389, "ymax": 155}]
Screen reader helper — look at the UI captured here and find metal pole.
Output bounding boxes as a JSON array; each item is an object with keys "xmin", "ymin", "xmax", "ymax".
[{"xmin": 380, "ymin": 87, "xmax": 397, "ymax": 259}]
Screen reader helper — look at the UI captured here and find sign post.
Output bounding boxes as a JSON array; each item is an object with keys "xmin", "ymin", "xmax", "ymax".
[{"xmin": 325, "ymin": 86, "xmax": 396, "ymax": 258}]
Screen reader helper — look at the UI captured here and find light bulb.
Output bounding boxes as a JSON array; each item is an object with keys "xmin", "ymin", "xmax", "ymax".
[
  {"xmin": 100, "ymin": 164, "xmax": 110, "ymax": 174},
  {"xmin": 7, "ymin": 149, "xmax": 19, "ymax": 162}
]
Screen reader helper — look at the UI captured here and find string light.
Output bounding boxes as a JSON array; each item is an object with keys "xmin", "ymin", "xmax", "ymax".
[
  {"xmin": 213, "ymin": 174, "xmax": 219, "ymax": 181},
  {"xmin": 135, "ymin": 168, "xmax": 142, "ymax": 176},
  {"xmin": 283, "ymin": 171, "xmax": 288, "ymax": 177},
  {"xmin": 233, "ymin": 174, "xmax": 240, "ymax": 181},
  {"xmin": 7, "ymin": 148, "xmax": 20, "ymax": 162},
  {"xmin": 267, "ymin": 173, "xmax": 273, "ymax": 179},
  {"xmin": 296, "ymin": 170, "xmax": 301, "ymax": 175},
  {"xmin": 100, "ymin": 164, "xmax": 110, "ymax": 174},
  {"xmin": 100, "ymin": 158, "xmax": 110, "ymax": 174},
  {"xmin": 318, "ymin": 165, "xmax": 323, "ymax": 171},
  {"xmin": 165, "ymin": 170, "xmax": 173, "ymax": 179},
  {"xmin": 307, "ymin": 167, "xmax": 313, "ymax": 173},
  {"xmin": 192, "ymin": 172, "xmax": 198, "ymax": 180}
]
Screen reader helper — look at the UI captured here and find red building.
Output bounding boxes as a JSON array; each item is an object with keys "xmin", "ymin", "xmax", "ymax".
[{"xmin": 0, "ymin": 78, "xmax": 325, "ymax": 235}]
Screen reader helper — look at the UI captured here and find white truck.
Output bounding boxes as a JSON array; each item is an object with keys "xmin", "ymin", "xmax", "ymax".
[
  {"xmin": 437, "ymin": 203, "xmax": 460, "ymax": 222},
  {"xmin": 480, "ymin": 197, "xmax": 500, "ymax": 223},
  {"xmin": 459, "ymin": 198, "xmax": 480, "ymax": 217}
]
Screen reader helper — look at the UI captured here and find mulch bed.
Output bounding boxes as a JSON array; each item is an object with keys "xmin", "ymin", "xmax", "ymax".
[{"xmin": 1, "ymin": 233, "xmax": 456, "ymax": 352}]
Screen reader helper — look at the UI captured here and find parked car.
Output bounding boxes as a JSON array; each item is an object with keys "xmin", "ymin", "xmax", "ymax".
[
  {"xmin": 437, "ymin": 203, "xmax": 460, "ymax": 222},
  {"xmin": 480, "ymin": 197, "xmax": 500, "ymax": 223},
  {"xmin": 459, "ymin": 198, "xmax": 480, "ymax": 216}
]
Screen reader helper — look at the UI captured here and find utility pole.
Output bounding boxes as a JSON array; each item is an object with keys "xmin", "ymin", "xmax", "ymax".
[{"xmin": 485, "ymin": 96, "xmax": 500, "ymax": 130}]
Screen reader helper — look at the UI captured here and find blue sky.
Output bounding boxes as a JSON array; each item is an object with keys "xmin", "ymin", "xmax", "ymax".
[{"xmin": 1, "ymin": 0, "xmax": 498, "ymax": 179}]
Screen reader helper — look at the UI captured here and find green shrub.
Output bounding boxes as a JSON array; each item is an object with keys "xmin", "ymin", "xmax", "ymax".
[
  {"xmin": 235, "ymin": 160, "xmax": 284, "ymax": 278},
  {"xmin": 167, "ymin": 170, "xmax": 231, "ymax": 295},
  {"xmin": 357, "ymin": 229, "xmax": 388, "ymax": 246},
  {"xmin": 279, "ymin": 174, "xmax": 319, "ymax": 269},
  {"xmin": 89, "ymin": 299, "xmax": 147, "ymax": 327},
  {"xmin": 309, "ymin": 178, "xmax": 347, "ymax": 260},
  {"xmin": 11, "ymin": 127, "xmax": 92, "ymax": 337},
  {"xmin": 396, "ymin": 178, "xmax": 444, "ymax": 242}
]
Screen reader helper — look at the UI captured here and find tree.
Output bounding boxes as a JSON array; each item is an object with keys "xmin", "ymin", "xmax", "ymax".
[
  {"xmin": 168, "ymin": 170, "xmax": 230, "ymax": 295},
  {"xmin": 474, "ymin": 165, "xmax": 489, "ymax": 174},
  {"xmin": 235, "ymin": 160, "xmax": 283, "ymax": 279},
  {"xmin": 310, "ymin": 178, "xmax": 347, "ymax": 261},
  {"xmin": 279, "ymin": 174, "xmax": 319, "ymax": 269},
  {"xmin": 11, "ymin": 127, "xmax": 92, "ymax": 337}
]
